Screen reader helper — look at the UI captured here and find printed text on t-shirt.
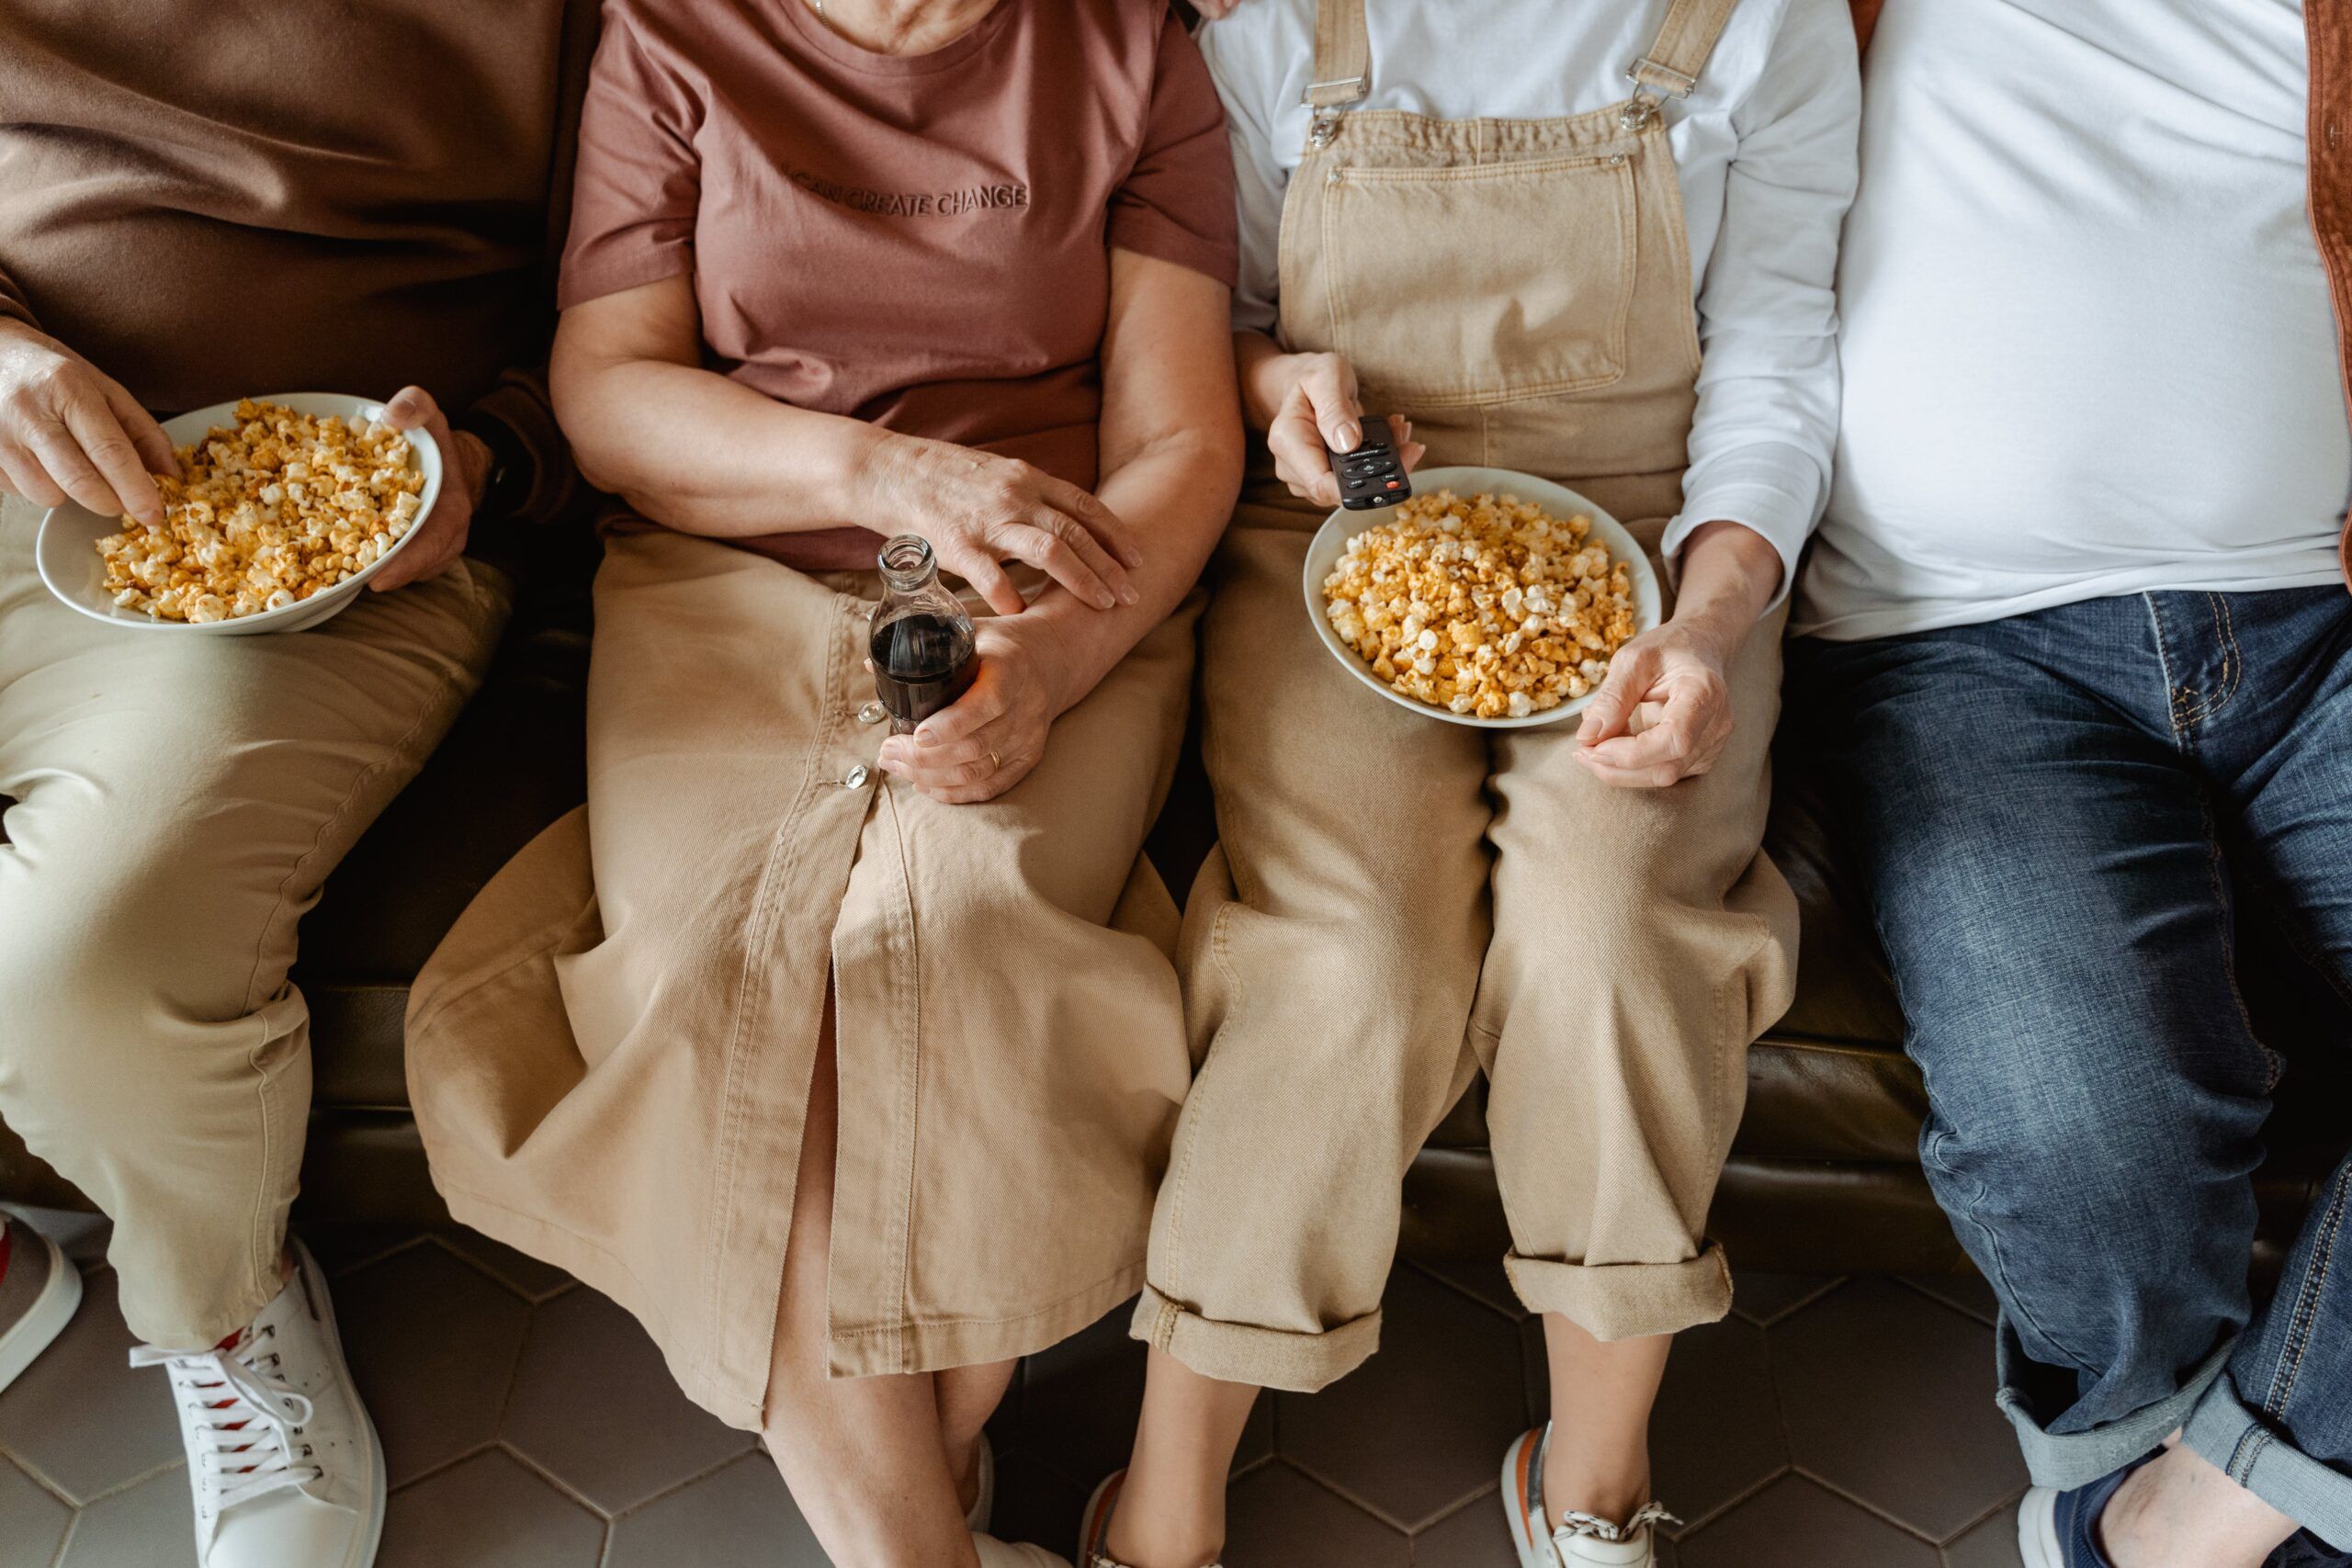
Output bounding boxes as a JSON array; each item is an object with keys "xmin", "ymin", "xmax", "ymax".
[{"xmin": 789, "ymin": 167, "xmax": 1032, "ymax": 218}]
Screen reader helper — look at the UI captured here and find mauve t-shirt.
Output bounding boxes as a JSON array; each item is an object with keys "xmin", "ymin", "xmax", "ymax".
[{"xmin": 560, "ymin": 0, "xmax": 1238, "ymax": 568}]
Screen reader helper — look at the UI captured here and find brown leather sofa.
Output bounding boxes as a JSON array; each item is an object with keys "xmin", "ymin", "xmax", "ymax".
[{"xmin": 5, "ymin": 529, "xmax": 2346, "ymax": 1284}]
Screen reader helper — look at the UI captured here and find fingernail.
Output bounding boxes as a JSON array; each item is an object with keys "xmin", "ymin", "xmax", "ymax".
[
  {"xmin": 1336, "ymin": 422, "xmax": 1361, "ymax": 448},
  {"xmin": 1096, "ymin": 590, "xmax": 1116, "ymax": 610},
  {"xmin": 917, "ymin": 729, "xmax": 940, "ymax": 748},
  {"xmin": 1118, "ymin": 585, "xmax": 1138, "ymax": 606}
]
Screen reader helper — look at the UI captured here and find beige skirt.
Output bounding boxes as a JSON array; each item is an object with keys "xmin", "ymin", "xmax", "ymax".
[{"xmin": 406, "ymin": 528, "xmax": 1197, "ymax": 1429}]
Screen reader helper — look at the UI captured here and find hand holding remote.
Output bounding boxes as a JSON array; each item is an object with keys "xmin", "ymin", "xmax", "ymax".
[
  {"xmin": 1328, "ymin": 421, "xmax": 1413, "ymax": 511},
  {"xmin": 1254, "ymin": 349, "xmax": 1425, "ymax": 509}
]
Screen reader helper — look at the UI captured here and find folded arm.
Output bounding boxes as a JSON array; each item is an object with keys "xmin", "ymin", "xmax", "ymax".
[
  {"xmin": 549, "ymin": 274, "xmax": 1143, "ymax": 615},
  {"xmin": 878, "ymin": 248, "xmax": 1244, "ymax": 802}
]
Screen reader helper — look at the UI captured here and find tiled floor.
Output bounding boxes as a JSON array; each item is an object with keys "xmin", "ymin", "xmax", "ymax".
[{"xmin": 0, "ymin": 1212, "xmax": 2033, "ymax": 1567}]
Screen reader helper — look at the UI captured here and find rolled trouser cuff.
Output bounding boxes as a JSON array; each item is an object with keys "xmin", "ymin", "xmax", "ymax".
[
  {"xmin": 1994, "ymin": 1321, "xmax": 2231, "ymax": 1491},
  {"xmin": 2185, "ymin": 1369, "xmax": 2352, "ymax": 1551},
  {"xmin": 1505, "ymin": 1245, "xmax": 1733, "ymax": 1341},
  {"xmin": 1131, "ymin": 1284, "xmax": 1383, "ymax": 1393}
]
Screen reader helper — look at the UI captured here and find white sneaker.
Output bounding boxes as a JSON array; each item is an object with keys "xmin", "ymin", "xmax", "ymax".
[
  {"xmin": 1076, "ymin": 1470, "xmax": 1225, "ymax": 1568},
  {"xmin": 130, "ymin": 1240, "xmax": 385, "ymax": 1568},
  {"xmin": 972, "ymin": 1533, "xmax": 1070, "ymax": 1567},
  {"xmin": 1501, "ymin": 1427, "xmax": 1677, "ymax": 1568},
  {"xmin": 968, "ymin": 1430, "xmax": 996, "ymax": 1533},
  {"xmin": 0, "ymin": 1215, "xmax": 83, "ymax": 1393}
]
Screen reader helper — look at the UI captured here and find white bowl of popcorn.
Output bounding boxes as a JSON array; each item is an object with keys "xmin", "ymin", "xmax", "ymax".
[
  {"xmin": 33, "ymin": 391, "xmax": 442, "ymax": 636},
  {"xmin": 1304, "ymin": 466, "xmax": 1662, "ymax": 728}
]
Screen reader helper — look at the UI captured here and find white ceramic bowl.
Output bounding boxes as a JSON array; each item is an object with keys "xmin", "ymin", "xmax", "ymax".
[
  {"xmin": 1302, "ymin": 465, "xmax": 1663, "ymax": 729},
  {"xmin": 34, "ymin": 391, "xmax": 442, "ymax": 636}
]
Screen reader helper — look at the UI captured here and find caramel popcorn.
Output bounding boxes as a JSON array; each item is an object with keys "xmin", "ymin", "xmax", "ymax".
[
  {"xmin": 96, "ymin": 399, "xmax": 424, "ymax": 623},
  {"xmin": 1321, "ymin": 490, "xmax": 1640, "ymax": 720}
]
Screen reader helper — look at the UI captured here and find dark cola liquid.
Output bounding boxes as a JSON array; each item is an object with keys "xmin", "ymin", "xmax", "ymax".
[{"xmin": 871, "ymin": 613, "xmax": 977, "ymax": 728}]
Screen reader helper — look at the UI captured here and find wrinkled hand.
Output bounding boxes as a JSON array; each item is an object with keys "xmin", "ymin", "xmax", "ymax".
[
  {"xmin": 1573, "ymin": 615, "xmax": 1739, "ymax": 788},
  {"xmin": 0, "ymin": 320, "xmax": 177, "ymax": 525},
  {"xmin": 862, "ymin": 434, "xmax": 1138, "ymax": 617},
  {"xmin": 874, "ymin": 615, "xmax": 1069, "ymax": 804},
  {"xmin": 368, "ymin": 387, "xmax": 490, "ymax": 592},
  {"xmin": 1264, "ymin": 352, "xmax": 1423, "ymax": 509}
]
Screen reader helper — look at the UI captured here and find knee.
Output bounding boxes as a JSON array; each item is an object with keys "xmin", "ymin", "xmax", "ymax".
[
  {"xmin": 1922, "ymin": 1064, "xmax": 2261, "ymax": 1264},
  {"xmin": 0, "ymin": 857, "xmax": 246, "ymax": 1125}
]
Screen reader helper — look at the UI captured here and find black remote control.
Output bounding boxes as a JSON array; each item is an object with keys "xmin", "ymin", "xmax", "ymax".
[{"xmin": 1329, "ymin": 420, "xmax": 1412, "ymax": 510}]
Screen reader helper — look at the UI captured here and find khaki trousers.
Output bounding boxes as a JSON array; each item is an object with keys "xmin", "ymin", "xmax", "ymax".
[
  {"xmin": 0, "ymin": 496, "xmax": 507, "ymax": 1347},
  {"xmin": 1135, "ymin": 510, "xmax": 1796, "ymax": 1392}
]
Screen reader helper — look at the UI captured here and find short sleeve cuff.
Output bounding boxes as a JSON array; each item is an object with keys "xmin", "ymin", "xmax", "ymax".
[
  {"xmin": 1107, "ymin": 213, "xmax": 1240, "ymax": 290},
  {"xmin": 555, "ymin": 243, "xmax": 695, "ymax": 312},
  {"xmin": 1661, "ymin": 441, "xmax": 1825, "ymax": 614}
]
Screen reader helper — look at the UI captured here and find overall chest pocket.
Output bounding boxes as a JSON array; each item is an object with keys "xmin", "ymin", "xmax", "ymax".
[{"xmin": 1320, "ymin": 152, "xmax": 1636, "ymax": 409}]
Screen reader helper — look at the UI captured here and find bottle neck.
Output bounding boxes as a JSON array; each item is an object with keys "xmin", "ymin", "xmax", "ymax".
[{"xmin": 877, "ymin": 534, "xmax": 938, "ymax": 594}]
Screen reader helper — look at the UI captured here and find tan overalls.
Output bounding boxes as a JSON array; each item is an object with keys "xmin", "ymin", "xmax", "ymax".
[{"xmin": 1133, "ymin": 0, "xmax": 1799, "ymax": 1393}]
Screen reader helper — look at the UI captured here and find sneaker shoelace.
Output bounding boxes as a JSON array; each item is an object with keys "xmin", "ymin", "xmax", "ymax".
[
  {"xmin": 1554, "ymin": 1501, "xmax": 1680, "ymax": 1543},
  {"xmin": 130, "ymin": 1326, "xmax": 322, "ymax": 1518}
]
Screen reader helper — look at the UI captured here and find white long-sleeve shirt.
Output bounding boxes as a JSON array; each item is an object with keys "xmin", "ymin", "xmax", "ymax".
[
  {"xmin": 1195, "ymin": 0, "xmax": 1860, "ymax": 604},
  {"xmin": 1796, "ymin": 0, "xmax": 2351, "ymax": 641}
]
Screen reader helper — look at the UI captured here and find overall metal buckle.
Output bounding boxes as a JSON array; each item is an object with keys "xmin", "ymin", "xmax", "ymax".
[
  {"xmin": 1305, "ymin": 74, "xmax": 1367, "ymax": 148},
  {"xmin": 1620, "ymin": 55, "xmax": 1695, "ymax": 131}
]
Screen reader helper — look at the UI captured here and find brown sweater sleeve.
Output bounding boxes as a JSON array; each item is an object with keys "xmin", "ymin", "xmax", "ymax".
[
  {"xmin": 0, "ymin": 257, "xmax": 38, "ymax": 333},
  {"xmin": 1850, "ymin": 0, "xmax": 1884, "ymax": 51},
  {"xmin": 464, "ymin": 366, "xmax": 584, "ymax": 528},
  {"xmin": 459, "ymin": 0, "xmax": 601, "ymax": 529}
]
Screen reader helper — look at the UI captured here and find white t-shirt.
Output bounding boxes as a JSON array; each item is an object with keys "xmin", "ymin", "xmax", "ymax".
[
  {"xmin": 1196, "ymin": 0, "xmax": 1860, "ymax": 606},
  {"xmin": 1796, "ymin": 0, "xmax": 2352, "ymax": 641}
]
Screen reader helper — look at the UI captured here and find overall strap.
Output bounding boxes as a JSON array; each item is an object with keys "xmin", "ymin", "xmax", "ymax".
[
  {"xmin": 1305, "ymin": 0, "xmax": 1371, "ymax": 147},
  {"xmin": 1625, "ymin": 0, "xmax": 1744, "ymax": 125}
]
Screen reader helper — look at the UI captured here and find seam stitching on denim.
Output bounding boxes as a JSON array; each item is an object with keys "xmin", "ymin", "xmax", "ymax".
[
  {"xmin": 2267, "ymin": 1159, "xmax": 2349, "ymax": 1421},
  {"xmin": 2144, "ymin": 594, "xmax": 2193, "ymax": 736}
]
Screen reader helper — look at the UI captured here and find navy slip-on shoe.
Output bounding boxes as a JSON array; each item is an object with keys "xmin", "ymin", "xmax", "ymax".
[
  {"xmin": 2271, "ymin": 1530, "xmax": 2352, "ymax": 1568},
  {"xmin": 2019, "ymin": 1461, "xmax": 2148, "ymax": 1568}
]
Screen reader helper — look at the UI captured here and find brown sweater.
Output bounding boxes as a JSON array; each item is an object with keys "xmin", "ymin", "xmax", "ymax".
[{"xmin": 0, "ymin": 0, "xmax": 601, "ymax": 521}]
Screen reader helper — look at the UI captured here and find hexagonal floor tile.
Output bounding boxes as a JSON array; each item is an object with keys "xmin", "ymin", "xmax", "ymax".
[
  {"xmin": 1410, "ymin": 1491, "xmax": 1519, "ymax": 1568},
  {"xmin": 337, "ymin": 1241, "xmax": 531, "ymax": 1487},
  {"xmin": 603, "ymin": 1451, "xmax": 831, "ymax": 1568},
  {"xmin": 379, "ymin": 1449, "xmax": 606, "ymax": 1567},
  {"xmin": 1675, "ymin": 1474, "xmax": 1938, "ymax": 1568},
  {"xmin": 1769, "ymin": 1280, "xmax": 2026, "ymax": 1542},
  {"xmin": 54, "ymin": 1464, "xmax": 193, "ymax": 1568},
  {"xmin": 1007, "ymin": 1300, "xmax": 1146, "ymax": 1491},
  {"xmin": 1729, "ymin": 1274, "xmax": 1841, "ymax": 1327},
  {"xmin": 1415, "ymin": 1256, "xmax": 1528, "ymax": 1322},
  {"xmin": 0, "ymin": 1268, "xmax": 182, "ymax": 1503},
  {"xmin": 436, "ymin": 1230, "xmax": 575, "ymax": 1303},
  {"xmin": 1222, "ymin": 1461, "xmax": 1408, "ymax": 1568},
  {"xmin": 1903, "ymin": 1272, "xmax": 1999, "ymax": 1327},
  {"xmin": 301, "ymin": 1224, "xmax": 427, "ymax": 1279},
  {"xmin": 1645, "ymin": 1315, "xmax": 1789, "ymax": 1532},
  {"xmin": 0, "ymin": 1454, "xmax": 72, "ymax": 1568},
  {"xmin": 1276, "ymin": 1267, "xmax": 1528, "ymax": 1530},
  {"xmin": 1943, "ymin": 1499, "xmax": 2028, "ymax": 1568},
  {"xmin": 501, "ymin": 1286, "xmax": 752, "ymax": 1515}
]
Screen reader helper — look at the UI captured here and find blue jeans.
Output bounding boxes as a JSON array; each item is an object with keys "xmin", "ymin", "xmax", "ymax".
[{"xmin": 1790, "ymin": 586, "xmax": 2352, "ymax": 1550}]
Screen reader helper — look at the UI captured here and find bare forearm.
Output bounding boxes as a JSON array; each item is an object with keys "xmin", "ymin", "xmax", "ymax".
[
  {"xmin": 1234, "ymin": 330, "xmax": 1295, "ymax": 431},
  {"xmin": 1023, "ymin": 432, "xmax": 1240, "ymax": 711},
  {"xmin": 1672, "ymin": 520, "xmax": 1782, "ymax": 655},
  {"xmin": 553, "ymin": 351, "xmax": 887, "ymax": 537}
]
